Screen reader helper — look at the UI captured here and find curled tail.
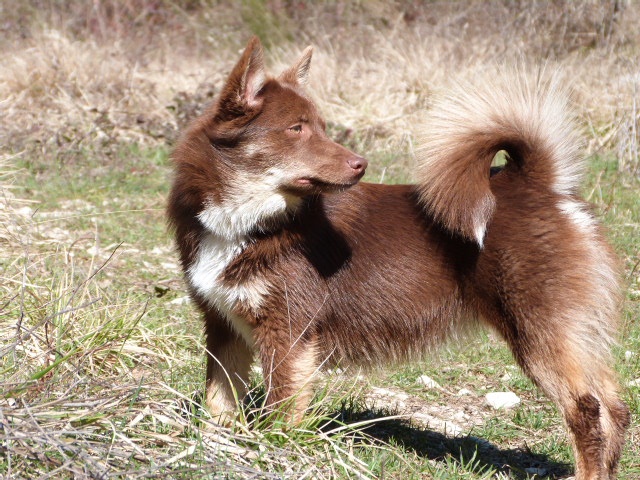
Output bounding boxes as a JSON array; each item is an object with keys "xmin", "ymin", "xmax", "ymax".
[{"xmin": 415, "ymin": 71, "xmax": 583, "ymax": 246}]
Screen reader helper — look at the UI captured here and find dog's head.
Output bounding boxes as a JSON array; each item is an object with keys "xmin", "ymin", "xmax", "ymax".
[{"xmin": 204, "ymin": 37, "xmax": 367, "ymax": 196}]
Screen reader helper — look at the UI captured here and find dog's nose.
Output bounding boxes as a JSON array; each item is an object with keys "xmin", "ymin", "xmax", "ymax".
[{"xmin": 348, "ymin": 155, "xmax": 368, "ymax": 173}]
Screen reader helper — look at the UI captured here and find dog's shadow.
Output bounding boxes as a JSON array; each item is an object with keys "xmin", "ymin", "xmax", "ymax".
[
  {"xmin": 323, "ymin": 406, "xmax": 573, "ymax": 479},
  {"xmin": 187, "ymin": 389, "xmax": 572, "ymax": 478}
]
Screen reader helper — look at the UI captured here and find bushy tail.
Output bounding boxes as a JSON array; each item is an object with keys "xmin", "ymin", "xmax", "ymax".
[{"xmin": 415, "ymin": 70, "xmax": 583, "ymax": 246}]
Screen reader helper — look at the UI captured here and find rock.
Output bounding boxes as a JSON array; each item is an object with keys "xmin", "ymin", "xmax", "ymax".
[
  {"xmin": 169, "ymin": 296, "xmax": 191, "ymax": 305},
  {"xmin": 161, "ymin": 261, "xmax": 179, "ymax": 271},
  {"xmin": 411, "ymin": 412, "xmax": 463, "ymax": 436},
  {"xmin": 628, "ymin": 378, "xmax": 640, "ymax": 387},
  {"xmin": 525, "ymin": 467, "xmax": 548, "ymax": 476},
  {"xmin": 42, "ymin": 227, "xmax": 70, "ymax": 241},
  {"xmin": 417, "ymin": 375, "xmax": 441, "ymax": 389},
  {"xmin": 369, "ymin": 387, "xmax": 409, "ymax": 401},
  {"xmin": 501, "ymin": 372, "xmax": 514, "ymax": 382},
  {"xmin": 452, "ymin": 410, "xmax": 470, "ymax": 423},
  {"xmin": 16, "ymin": 206, "xmax": 34, "ymax": 217},
  {"xmin": 485, "ymin": 391, "xmax": 521, "ymax": 409},
  {"xmin": 457, "ymin": 388, "xmax": 473, "ymax": 396},
  {"xmin": 367, "ymin": 387, "xmax": 409, "ymax": 409},
  {"xmin": 625, "ymin": 351, "xmax": 634, "ymax": 361}
]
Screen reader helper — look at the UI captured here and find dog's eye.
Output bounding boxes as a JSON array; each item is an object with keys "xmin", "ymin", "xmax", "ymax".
[{"xmin": 288, "ymin": 125, "xmax": 303, "ymax": 133}]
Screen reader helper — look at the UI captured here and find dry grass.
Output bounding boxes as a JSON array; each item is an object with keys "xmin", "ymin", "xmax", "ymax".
[
  {"xmin": 0, "ymin": 155, "xmax": 381, "ymax": 478},
  {"xmin": 1, "ymin": 1, "xmax": 639, "ymax": 478},
  {"xmin": 1, "ymin": 1, "xmax": 639, "ymax": 168}
]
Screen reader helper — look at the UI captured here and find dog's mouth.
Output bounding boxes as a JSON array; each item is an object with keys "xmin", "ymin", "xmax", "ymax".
[{"xmin": 292, "ymin": 176, "xmax": 361, "ymax": 192}]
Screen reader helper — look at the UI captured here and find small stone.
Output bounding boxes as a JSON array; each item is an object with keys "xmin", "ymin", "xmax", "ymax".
[
  {"xmin": 501, "ymin": 372, "xmax": 514, "ymax": 382},
  {"xmin": 457, "ymin": 388, "xmax": 473, "ymax": 396},
  {"xmin": 42, "ymin": 227, "xmax": 70, "ymax": 241},
  {"xmin": 16, "ymin": 206, "xmax": 33, "ymax": 217},
  {"xmin": 412, "ymin": 412, "xmax": 463, "ymax": 436},
  {"xmin": 453, "ymin": 411, "xmax": 470, "ymax": 422},
  {"xmin": 624, "ymin": 351, "xmax": 634, "ymax": 361},
  {"xmin": 417, "ymin": 375, "xmax": 441, "ymax": 389},
  {"xmin": 525, "ymin": 467, "xmax": 548, "ymax": 476},
  {"xmin": 369, "ymin": 387, "xmax": 409, "ymax": 401},
  {"xmin": 485, "ymin": 391, "xmax": 521, "ymax": 409},
  {"xmin": 367, "ymin": 387, "xmax": 409, "ymax": 409},
  {"xmin": 169, "ymin": 296, "xmax": 191, "ymax": 305},
  {"xmin": 628, "ymin": 378, "xmax": 640, "ymax": 387}
]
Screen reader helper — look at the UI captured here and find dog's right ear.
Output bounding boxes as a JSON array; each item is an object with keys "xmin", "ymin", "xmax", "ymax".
[
  {"xmin": 279, "ymin": 46, "xmax": 313, "ymax": 86},
  {"xmin": 216, "ymin": 37, "xmax": 266, "ymax": 119}
]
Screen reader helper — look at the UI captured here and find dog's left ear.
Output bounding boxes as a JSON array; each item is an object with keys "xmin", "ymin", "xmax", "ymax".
[
  {"xmin": 216, "ymin": 37, "xmax": 266, "ymax": 121},
  {"xmin": 279, "ymin": 46, "xmax": 313, "ymax": 86}
]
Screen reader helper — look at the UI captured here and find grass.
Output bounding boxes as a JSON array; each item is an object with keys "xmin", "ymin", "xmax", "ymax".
[
  {"xmin": 2, "ymin": 1, "xmax": 639, "ymax": 478},
  {"xmin": 3, "ymin": 143, "xmax": 638, "ymax": 478}
]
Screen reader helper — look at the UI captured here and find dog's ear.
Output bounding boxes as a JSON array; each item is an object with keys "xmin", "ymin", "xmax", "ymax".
[
  {"xmin": 217, "ymin": 36, "xmax": 265, "ymax": 118},
  {"xmin": 279, "ymin": 46, "xmax": 313, "ymax": 86}
]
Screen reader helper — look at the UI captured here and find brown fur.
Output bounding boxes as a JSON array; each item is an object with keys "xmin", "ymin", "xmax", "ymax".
[{"xmin": 167, "ymin": 37, "xmax": 629, "ymax": 479}]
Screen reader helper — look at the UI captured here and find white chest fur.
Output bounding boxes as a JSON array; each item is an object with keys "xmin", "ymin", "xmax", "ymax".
[
  {"xmin": 187, "ymin": 173, "xmax": 296, "ymax": 344},
  {"xmin": 188, "ymin": 233, "xmax": 271, "ymax": 312},
  {"xmin": 188, "ymin": 234, "xmax": 267, "ymax": 345}
]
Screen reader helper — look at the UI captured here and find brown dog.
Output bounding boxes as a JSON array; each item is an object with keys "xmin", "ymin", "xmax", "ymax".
[{"xmin": 168, "ymin": 37, "xmax": 629, "ymax": 479}]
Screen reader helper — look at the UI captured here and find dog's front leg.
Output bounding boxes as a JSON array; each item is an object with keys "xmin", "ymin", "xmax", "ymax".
[
  {"xmin": 204, "ymin": 309, "xmax": 254, "ymax": 425},
  {"xmin": 255, "ymin": 325, "xmax": 319, "ymax": 423}
]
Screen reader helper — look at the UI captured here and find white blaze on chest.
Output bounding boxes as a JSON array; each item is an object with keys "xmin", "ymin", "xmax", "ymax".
[
  {"xmin": 188, "ymin": 233, "xmax": 272, "ymax": 313},
  {"xmin": 187, "ymin": 169, "xmax": 298, "ymax": 343},
  {"xmin": 188, "ymin": 234, "xmax": 267, "ymax": 345}
]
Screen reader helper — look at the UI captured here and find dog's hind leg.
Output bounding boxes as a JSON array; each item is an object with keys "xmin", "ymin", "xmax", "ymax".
[
  {"xmin": 537, "ymin": 358, "xmax": 629, "ymax": 480},
  {"xmin": 204, "ymin": 310, "xmax": 254, "ymax": 424},
  {"xmin": 482, "ymin": 308, "xmax": 629, "ymax": 480}
]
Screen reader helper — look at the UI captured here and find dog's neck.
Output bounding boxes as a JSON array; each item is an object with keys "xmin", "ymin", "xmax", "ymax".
[{"xmin": 197, "ymin": 175, "xmax": 301, "ymax": 242}]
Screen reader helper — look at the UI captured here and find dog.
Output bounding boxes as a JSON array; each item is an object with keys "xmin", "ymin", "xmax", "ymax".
[{"xmin": 168, "ymin": 37, "xmax": 630, "ymax": 479}]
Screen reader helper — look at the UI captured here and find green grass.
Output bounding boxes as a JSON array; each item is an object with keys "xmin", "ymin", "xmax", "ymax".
[{"xmin": 3, "ymin": 136, "xmax": 639, "ymax": 478}]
